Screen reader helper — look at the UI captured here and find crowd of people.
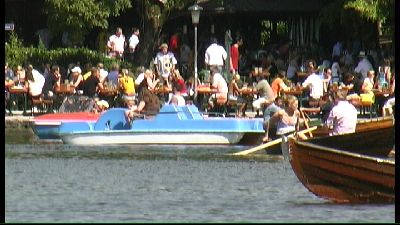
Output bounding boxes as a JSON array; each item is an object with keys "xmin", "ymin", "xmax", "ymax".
[{"xmin": 5, "ymin": 27, "xmax": 396, "ymax": 145}]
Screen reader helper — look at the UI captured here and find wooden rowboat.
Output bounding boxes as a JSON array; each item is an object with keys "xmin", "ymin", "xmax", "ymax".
[
  {"xmin": 284, "ymin": 135, "xmax": 395, "ymax": 203},
  {"xmin": 265, "ymin": 117, "xmax": 394, "ymax": 155},
  {"xmin": 300, "ymin": 119, "xmax": 394, "ymax": 157},
  {"xmin": 311, "ymin": 117, "xmax": 394, "ymax": 138}
]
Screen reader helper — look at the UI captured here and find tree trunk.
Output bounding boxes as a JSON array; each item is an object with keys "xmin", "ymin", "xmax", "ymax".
[
  {"xmin": 136, "ymin": 24, "xmax": 159, "ymax": 68},
  {"xmin": 135, "ymin": 0, "xmax": 163, "ymax": 69}
]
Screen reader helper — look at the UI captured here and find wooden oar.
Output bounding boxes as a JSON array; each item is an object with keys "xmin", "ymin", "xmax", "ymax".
[
  {"xmin": 300, "ymin": 109, "xmax": 313, "ymax": 138},
  {"xmin": 232, "ymin": 126, "xmax": 317, "ymax": 156}
]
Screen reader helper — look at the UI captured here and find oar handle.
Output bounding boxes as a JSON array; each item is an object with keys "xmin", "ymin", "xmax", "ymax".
[{"xmin": 232, "ymin": 126, "xmax": 317, "ymax": 156}]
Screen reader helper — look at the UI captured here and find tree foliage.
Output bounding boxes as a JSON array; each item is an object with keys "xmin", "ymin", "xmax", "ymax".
[
  {"xmin": 44, "ymin": 0, "xmax": 132, "ymax": 46},
  {"xmin": 344, "ymin": 0, "xmax": 394, "ymax": 22},
  {"xmin": 133, "ymin": 0, "xmax": 196, "ymax": 66},
  {"xmin": 320, "ymin": 0, "xmax": 394, "ymax": 34}
]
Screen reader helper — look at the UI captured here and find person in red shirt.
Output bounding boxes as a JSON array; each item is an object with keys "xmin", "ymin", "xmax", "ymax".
[
  {"xmin": 230, "ymin": 36, "xmax": 243, "ymax": 74},
  {"xmin": 169, "ymin": 31, "xmax": 180, "ymax": 61}
]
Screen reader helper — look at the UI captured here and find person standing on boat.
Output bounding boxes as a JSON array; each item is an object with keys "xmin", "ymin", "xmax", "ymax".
[{"xmin": 326, "ymin": 89, "xmax": 357, "ymax": 136}]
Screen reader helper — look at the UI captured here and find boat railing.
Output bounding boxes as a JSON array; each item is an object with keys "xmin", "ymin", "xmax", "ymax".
[{"xmin": 156, "ymin": 105, "xmax": 203, "ymax": 121}]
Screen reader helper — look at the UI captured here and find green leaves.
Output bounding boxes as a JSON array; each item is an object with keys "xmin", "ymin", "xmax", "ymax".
[
  {"xmin": 5, "ymin": 34, "xmax": 135, "ymax": 73},
  {"xmin": 44, "ymin": 0, "xmax": 132, "ymax": 46}
]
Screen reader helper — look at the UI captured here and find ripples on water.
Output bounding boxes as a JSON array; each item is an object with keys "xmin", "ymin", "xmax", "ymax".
[{"xmin": 4, "ymin": 129, "xmax": 395, "ymax": 222}]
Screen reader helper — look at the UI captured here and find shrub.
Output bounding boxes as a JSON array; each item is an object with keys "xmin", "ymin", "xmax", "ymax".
[{"xmin": 5, "ymin": 32, "xmax": 135, "ymax": 72}]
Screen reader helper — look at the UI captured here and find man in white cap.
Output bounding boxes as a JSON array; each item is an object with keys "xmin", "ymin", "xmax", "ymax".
[
  {"xmin": 70, "ymin": 66, "xmax": 84, "ymax": 94},
  {"xmin": 154, "ymin": 43, "xmax": 178, "ymax": 84},
  {"xmin": 354, "ymin": 51, "xmax": 373, "ymax": 79}
]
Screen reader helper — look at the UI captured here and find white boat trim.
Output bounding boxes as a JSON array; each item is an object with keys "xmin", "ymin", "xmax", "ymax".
[
  {"xmin": 32, "ymin": 121, "xmax": 62, "ymax": 126},
  {"xmin": 61, "ymin": 132, "xmax": 245, "ymax": 145}
]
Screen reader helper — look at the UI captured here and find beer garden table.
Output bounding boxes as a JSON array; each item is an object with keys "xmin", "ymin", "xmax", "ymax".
[{"xmin": 9, "ymin": 86, "xmax": 28, "ymax": 115}]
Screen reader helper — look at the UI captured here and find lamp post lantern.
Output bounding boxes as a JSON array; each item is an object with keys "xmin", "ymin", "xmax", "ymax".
[{"xmin": 188, "ymin": 3, "xmax": 202, "ymax": 102}]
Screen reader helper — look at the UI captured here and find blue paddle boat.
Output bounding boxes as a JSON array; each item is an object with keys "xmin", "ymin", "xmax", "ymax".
[{"xmin": 58, "ymin": 104, "xmax": 265, "ymax": 145}]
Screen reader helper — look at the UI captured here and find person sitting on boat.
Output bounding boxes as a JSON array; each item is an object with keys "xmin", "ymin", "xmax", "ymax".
[
  {"xmin": 94, "ymin": 99, "xmax": 109, "ymax": 114},
  {"xmin": 252, "ymin": 72, "xmax": 281, "ymax": 142},
  {"xmin": 299, "ymin": 91, "xmax": 335, "ymax": 124},
  {"xmin": 271, "ymin": 95, "xmax": 307, "ymax": 140},
  {"xmin": 169, "ymin": 82, "xmax": 186, "ymax": 106},
  {"xmin": 126, "ymin": 79, "xmax": 161, "ymax": 120},
  {"xmin": 326, "ymin": 89, "xmax": 358, "ymax": 136}
]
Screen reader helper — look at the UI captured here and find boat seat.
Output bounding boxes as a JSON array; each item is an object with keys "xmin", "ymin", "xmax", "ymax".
[
  {"xmin": 181, "ymin": 105, "xmax": 203, "ymax": 120},
  {"xmin": 94, "ymin": 108, "xmax": 131, "ymax": 130}
]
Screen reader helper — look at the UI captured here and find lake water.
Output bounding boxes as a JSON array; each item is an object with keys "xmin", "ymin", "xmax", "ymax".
[{"xmin": 5, "ymin": 128, "xmax": 396, "ymax": 222}]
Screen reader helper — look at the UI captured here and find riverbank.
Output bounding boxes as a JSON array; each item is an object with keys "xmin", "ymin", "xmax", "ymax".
[{"xmin": 5, "ymin": 114, "xmax": 33, "ymax": 128}]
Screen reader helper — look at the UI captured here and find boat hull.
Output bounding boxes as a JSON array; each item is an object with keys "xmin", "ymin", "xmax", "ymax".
[
  {"xmin": 32, "ymin": 124, "xmax": 61, "ymax": 139},
  {"xmin": 287, "ymin": 137, "xmax": 395, "ymax": 203},
  {"xmin": 30, "ymin": 112, "xmax": 100, "ymax": 139},
  {"xmin": 58, "ymin": 105, "xmax": 265, "ymax": 145},
  {"xmin": 61, "ymin": 131, "xmax": 244, "ymax": 145}
]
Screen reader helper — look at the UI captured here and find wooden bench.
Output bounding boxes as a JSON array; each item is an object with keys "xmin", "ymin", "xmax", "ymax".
[{"xmin": 31, "ymin": 97, "xmax": 54, "ymax": 115}]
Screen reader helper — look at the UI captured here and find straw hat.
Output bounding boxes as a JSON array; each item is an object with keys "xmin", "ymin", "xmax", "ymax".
[
  {"xmin": 96, "ymin": 100, "xmax": 109, "ymax": 108},
  {"xmin": 159, "ymin": 43, "xmax": 168, "ymax": 49}
]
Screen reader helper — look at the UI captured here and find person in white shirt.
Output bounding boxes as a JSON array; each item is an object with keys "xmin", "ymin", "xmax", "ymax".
[
  {"xmin": 302, "ymin": 60, "xmax": 324, "ymax": 101},
  {"xmin": 169, "ymin": 84, "xmax": 186, "ymax": 106},
  {"xmin": 128, "ymin": 27, "xmax": 140, "ymax": 63},
  {"xmin": 326, "ymin": 89, "xmax": 358, "ymax": 136},
  {"xmin": 354, "ymin": 51, "xmax": 373, "ymax": 79},
  {"xmin": 204, "ymin": 37, "xmax": 227, "ymax": 72},
  {"xmin": 107, "ymin": 27, "xmax": 125, "ymax": 60},
  {"xmin": 134, "ymin": 66, "xmax": 146, "ymax": 87},
  {"xmin": 208, "ymin": 66, "xmax": 228, "ymax": 109},
  {"xmin": 97, "ymin": 63, "xmax": 108, "ymax": 83},
  {"xmin": 25, "ymin": 65, "xmax": 45, "ymax": 97},
  {"xmin": 154, "ymin": 43, "xmax": 178, "ymax": 84}
]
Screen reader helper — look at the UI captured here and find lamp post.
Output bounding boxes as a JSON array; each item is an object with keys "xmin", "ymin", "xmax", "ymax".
[{"xmin": 188, "ymin": 3, "xmax": 202, "ymax": 102}]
